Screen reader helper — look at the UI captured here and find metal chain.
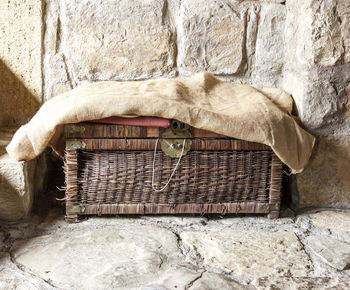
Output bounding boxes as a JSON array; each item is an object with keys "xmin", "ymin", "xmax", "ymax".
[{"xmin": 152, "ymin": 138, "xmax": 186, "ymax": 192}]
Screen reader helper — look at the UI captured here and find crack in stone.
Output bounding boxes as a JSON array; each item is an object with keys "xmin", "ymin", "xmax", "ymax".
[
  {"xmin": 294, "ymin": 233, "xmax": 315, "ymax": 274},
  {"xmin": 185, "ymin": 269, "xmax": 206, "ymax": 290},
  {"xmin": 172, "ymin": 231, "xmax": 186, "ymax": 256},
  {"xmin": 8, "ymin": 251, "xmax": 62, "ymax": 290},
  {"xmin": 161, "ymin": 0, "xmax": 168, "ymax": 27},
  {"xmin": 62, "ymin": 54, "xmax": 74, "ymax": 89},
  {"xmin": 55, "ymin": 16, "xmax": 61, "ymax": 54},
  {"xmin": 1, "ymin": 230, "xmax": 14, "ymax": 252}
]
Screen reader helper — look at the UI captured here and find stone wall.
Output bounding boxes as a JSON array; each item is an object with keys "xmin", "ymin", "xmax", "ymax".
[
  {"xmin": 0, "ymin": 0, "xmax": 43, "ymax": 127},
  {"xmin": 1, "ymin": 0, "xmax": 349, "ymax": 209},
  {"xmin": 283, "ymin": 0, "xmax": 350, "ymax": 208}
]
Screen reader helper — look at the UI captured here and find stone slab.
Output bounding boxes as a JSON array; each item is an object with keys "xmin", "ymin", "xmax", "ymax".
[
  {"xmin": 181, "ymin": 230, "xmax": 312, "ymax": 279},
  {"xmin": 310, "ymin": 210, "xmax": 350, "ymax": 234},
  {"xmin": 141, "ymin": 266, "xmax": 202, "ymax": 290},
  {"xmin": 252, "ymin": 276, "xmax": 350, "ymax": 290},
  {"xmin": 0, "ymin": 252, "xmax": 54, "ymax": 290},
  {"xmin": 12, "ymin": 225, "xmax": 183, "ymax": 289},
  {"xmin": 140, "ymin": 215, "xmax": 208, "ymax": 227},
  {"xmin": 306, "ymin": 235, "xmax": 350, "ymax": 270}
]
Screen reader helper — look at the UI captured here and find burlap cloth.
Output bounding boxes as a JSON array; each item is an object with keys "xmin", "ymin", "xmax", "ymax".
[{"xmin": 6, "ymin": 72, "xmax": 315, "ymax": 173}]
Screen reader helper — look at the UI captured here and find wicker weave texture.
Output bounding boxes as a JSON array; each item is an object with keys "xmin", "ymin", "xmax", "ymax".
[{"xmin": 65, "ymin": 149, "xmax": 278, "ymax": 205}]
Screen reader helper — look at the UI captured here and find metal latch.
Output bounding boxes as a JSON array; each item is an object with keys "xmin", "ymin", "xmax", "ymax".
[{"xmin": 160, "ymin": 120, "xmax": 192, "ymax": 158}]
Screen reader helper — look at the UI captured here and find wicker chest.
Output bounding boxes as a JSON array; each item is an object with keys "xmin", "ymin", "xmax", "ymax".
[{"xmin": 64, "ymin": 120, "xmax": 283, "ymax": 221}]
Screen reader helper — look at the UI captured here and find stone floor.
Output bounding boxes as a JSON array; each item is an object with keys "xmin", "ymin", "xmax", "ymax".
[{"xmin": 0, "ymin": 206, "xmax": 350, "ymax": 290}]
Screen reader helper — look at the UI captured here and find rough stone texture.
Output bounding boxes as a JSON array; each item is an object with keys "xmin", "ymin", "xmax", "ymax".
[
  {"xmin": 0, "ymin": 129, "xmax": 47, "ymax": 220},
  {"xmin": 283, "ymin": 0, "xmax": 350, "ymax": 208},
  {"xmin": 283, "ymin": 1, "xmax": 350, "ymax": 129},
  {"xmin": 283, "ymin": 0, "xmax": 350, "ymax": 131},
  {"xmin": 44, "ymin": 0, "xmax": 176, "ymax": 98},
  {"xmin": 296, "ymin": 135, "xmax": 350, "ymax": 208},
  {"xmin": 341, "ymin": 0, "xmax": 350, "ymax": 63},
  {"xmin": 0, "ymin": 0, "xmax": 43, "ymax": 127},
  {"xmin": 0, "ymin": 154, "xmax": 36, "ymax": 220},
  {"xmin": 0, "ymin": 1, "xmax": 48, "ymax": 220},
  {"xmin": 0, "ymin": 252, "xmax": 54, "ymax": 290},
  {"xmin": 252, "ymin": 276, "xmax": 350, "ymax": 290},
  {"xmin": 306, "ymin": 236, "xmax": 350, "ymax": 270},
  {"xmin": 311, "ymin": 1, "xmax": 345, "ymax": 67},
  {"xmin": 189, "ymin": 272, "xmax": 249, "ymax": 290},
  {"xmin": 253, "ymin": 3, "xmax": 285, "ymax": 87},
  {"xmin": 310, "ymin": 210, "xmax": 350, "ymax": 234},
  {"xmin": 0, "ymin": 208, "xmax": 350, "ymax": 288},
  {"xmin": 12, "ymin": 225, "xmax": 183, "ymax": 289},
  {"xmin": 321, "ymin": 0, "xmax": 350, "ymax": 65},
  {"xmin": 0, "ymin": 130, "xmax": 35, "ymax": 220},
  {"xmin": 283, "ymin": 73, "xmax": 345, "ymax": 130},
  {"xmin": 181, "ymin": 230, "xmax": 312, "ymax": 279},
  {"xmin": 141, "ymin": 266, "xmax": 202, "ymax": 290},
  {"xmin": 177, "ymin": 0, "xmax": 246, "ymax": 75},
  {"xmin": 285, "ymin": 0, "xmax": 350, "ymax": 69}
]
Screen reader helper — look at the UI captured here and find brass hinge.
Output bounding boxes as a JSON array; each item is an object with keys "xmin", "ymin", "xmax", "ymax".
[
  {"xmin": 66, "ymin": 140, "xmax": 86, "ymax": 149},
  {"xmin": 66, "ymin": 205, "xmax": 85, "ymax": 214},
  {"xmin": 64, "ymin": 124, "xmax": 85, "ymax": 135},
  {"xmin": 265, "ymin": 203, "xmax": 280, "ymax": 212}
]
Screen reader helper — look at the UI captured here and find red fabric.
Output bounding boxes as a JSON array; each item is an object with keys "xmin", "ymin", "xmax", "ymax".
[{"xmin": 90, "ymin": 116, "xmax": 171, "ymax": 128}]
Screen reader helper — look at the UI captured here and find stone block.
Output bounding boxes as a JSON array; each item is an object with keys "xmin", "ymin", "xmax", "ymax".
[
  {"xmin": 253, "ymin": 3, "xmax": 286, "ymax": 87},
  {"xmin": 310, "ymin": 0, "xmax": 344, "ymax": 67},
  {"xmin": 0, "ymin": 0, "xmax": 43, "ymax": 126},
  {"xmin": 177, "ymin": 0, "xmax": 246, "ymax": 75},
  {"xmin": 284, "ymin": 0, "xmax": 313, "ymax": 73},
  {"xmin": 285, "ymin": 0, "xmax": 350, "ymax": 68},
  {"xmin": 12, "ymin": 225, "xmax": 183, "ymax": 289},
  {"xmin": 283, "ymin": 75, "xmax": 339, "ymax": 129},
  {"xmin": 296, "ymin": 135, "xmax": 350, "ymax": 208},
  {"xmin": 340, "ymin": 0, "xmax": 350, "ymax": 63},
  {"xmin": 306, "ymin": 235, "xmax": 350, "ymax": 270},
  {"xmin": 311, "ymin": 211, "xmax": 350, "ymax": 234},
  {"xmin": 0, "ymin": 155, "xmax": 35, "ymax": 220},
  {"xmin": 52, "ymin": 0, "xmax": 176, "ymax": 85},
  {"xmin": 284, "ymin": 1, "xmax": 350, "ymax": 131},
  {"xmin": 0, "ymin": 129, "xmax": 46, "ymax": 220},
  {"xmin": 181, "ymin": 230, "xmax": 312, "ymax": 279}
]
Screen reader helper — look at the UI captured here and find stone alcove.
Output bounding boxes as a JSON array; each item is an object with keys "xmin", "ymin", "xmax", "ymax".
[{"xmin": 0, "ymin": 0, "xmax": 349, "ymax": 216}]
